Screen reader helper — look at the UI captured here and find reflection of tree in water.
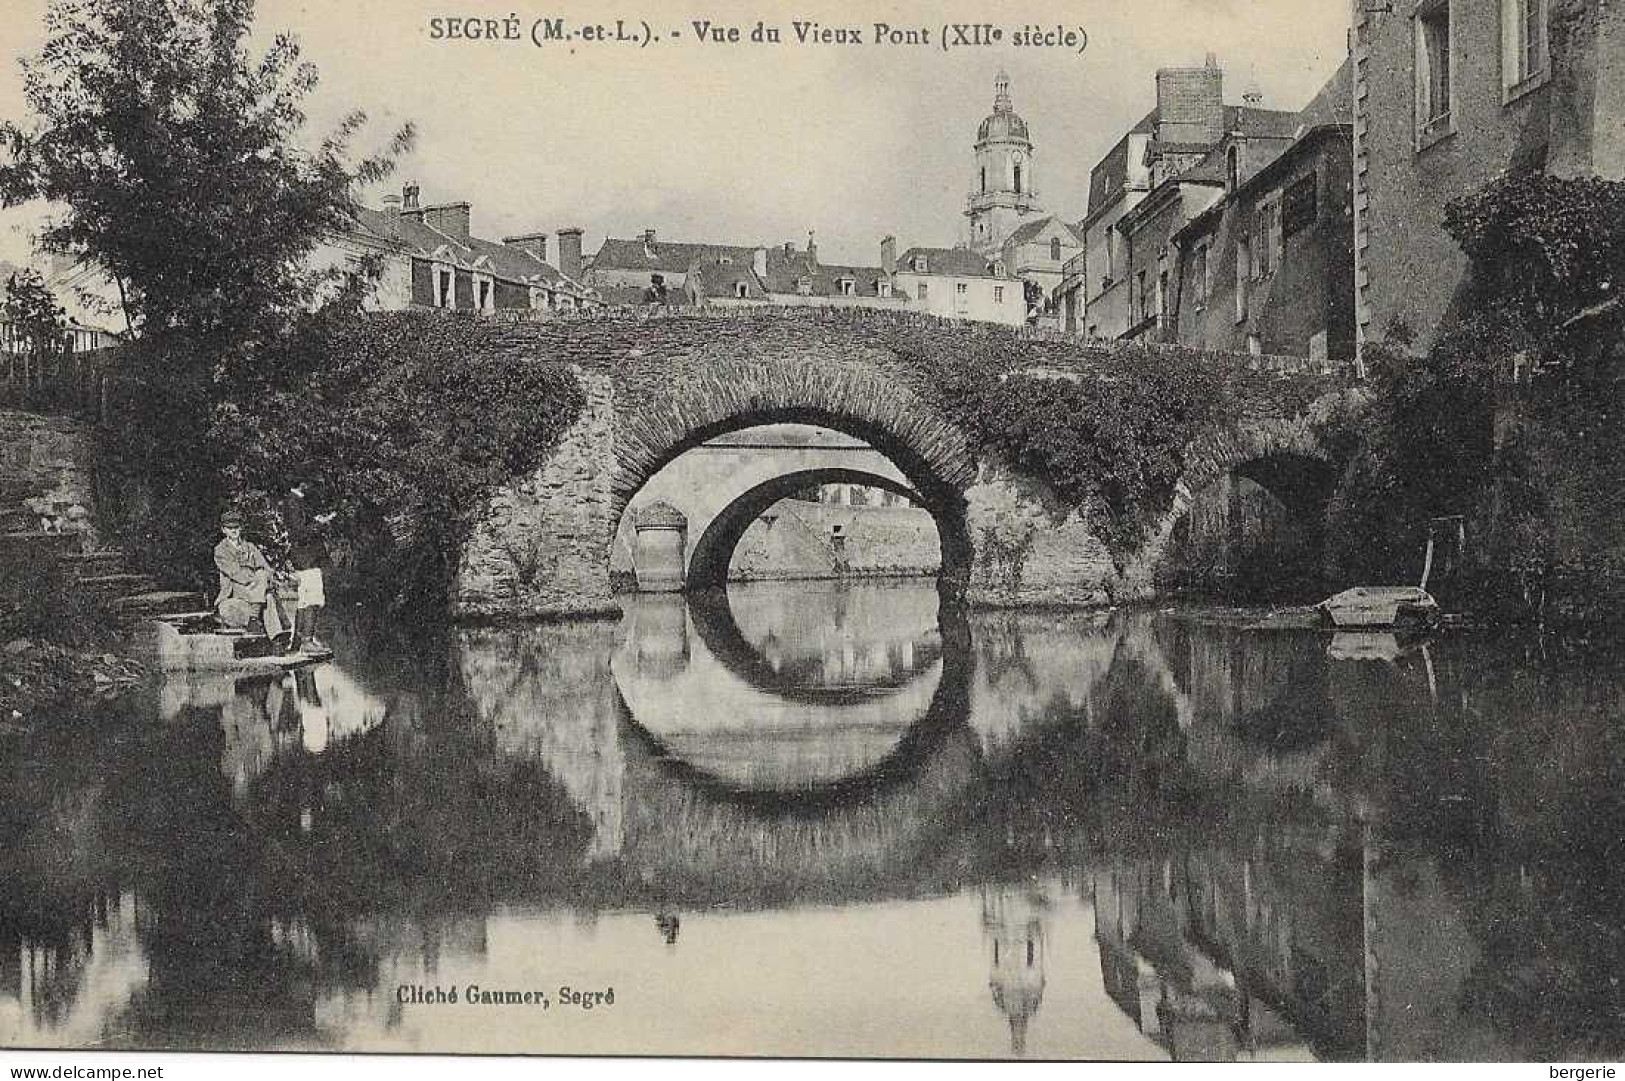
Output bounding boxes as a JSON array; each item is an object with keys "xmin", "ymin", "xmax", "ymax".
[
  {"xmin": 49, "ymin": 686, "xmax": 600, "ymax": 1046},
  {"xmin": 973, "ymin": 612, "xmax": 1039, "ymax": 694}
]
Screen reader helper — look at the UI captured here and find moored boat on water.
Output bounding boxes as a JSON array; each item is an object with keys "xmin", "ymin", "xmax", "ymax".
[{"xmin": 1316, "ymin": 585, "xmax": 1440, "ymax": 630}]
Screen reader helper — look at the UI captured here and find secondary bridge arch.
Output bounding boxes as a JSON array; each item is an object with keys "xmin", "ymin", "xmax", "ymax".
[{"xmin": 684, "ymin": 466, "xmax": 928, "ymax": 590}]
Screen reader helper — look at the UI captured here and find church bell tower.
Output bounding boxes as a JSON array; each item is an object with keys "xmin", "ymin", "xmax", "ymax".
[{"xmin": 966, "ymin": 70, "xmax": 1043, "ymax": 258}]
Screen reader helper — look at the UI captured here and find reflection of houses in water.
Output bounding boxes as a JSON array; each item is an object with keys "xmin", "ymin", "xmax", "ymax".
[
  {"xmin": 0, "ymin": 891, "xmax": 148, "ymax": 1042},
  {"xmin": 982, "ymin": 883, "xmax": 1049, "ymax": 1057},
  {"xmin": 457, "ymin": 622, "xmax": 627, "ymax": 861},
  {"xmin": 1091, "ymin": 847, "xmax": 1363, "ymax": 1061}
]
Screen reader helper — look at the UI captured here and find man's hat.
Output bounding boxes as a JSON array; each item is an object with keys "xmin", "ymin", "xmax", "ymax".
[{"xmin": 220, "ymin": 510, "xmax": 244, "ymax": 528}]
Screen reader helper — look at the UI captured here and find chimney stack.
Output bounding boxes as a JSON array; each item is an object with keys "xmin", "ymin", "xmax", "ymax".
[
  {"xmin": 642, "ymin": 228, "xmax": 657, "ymax": 256},
  {"xmin": 503, "ymin": 233, "xmax": 549, "ymax": 262},
  {"xmin": 1155, "ymin": 61, "xmax": 1225, "ymax": 145},
  {"xmin": 422, "ymin": 201, "xmax": 471, "ymax": 239},
  {"xmin": 557, "ymin": 227, "xmax": 584, "ymax": 281},
  {"xmin": 753, "ymin": 247, "xmax": 767, "ymax": 278},
  {"xmin": 807, "ymin": 230, "xmax": 818, "ymax": 265},
  {"xmin": 880, "ymin": 236, "xmax": 897, "ymax": 276},
  {"xmin": 380, "ymin": 194, "xmax": 402, "ymax": 239},
  {"xmin": 402, "ymin": 181, "xmax": 421, "ymax": 211}
]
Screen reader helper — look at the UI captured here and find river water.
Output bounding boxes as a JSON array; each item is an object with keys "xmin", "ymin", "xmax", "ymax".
[{"xmin": 3, "ymin": 580, "xmax": 1624, "ymax": 1060}]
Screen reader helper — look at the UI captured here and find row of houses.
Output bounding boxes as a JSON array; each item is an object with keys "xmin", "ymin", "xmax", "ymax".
[
  {"xmin": 8, "ymin": 1, "xmax": 1619, "ymax": 360},
  {"xmin": 1057, "ymin": 55, "xmax": 1355, "ymax": 363},
  {"xmin": 1059, "ymin": 0, "xmax": 1621, "ymax": 368},
  {"xmin": 580, "ymin": 229, "xmax": 1029, "ymax": 326}
]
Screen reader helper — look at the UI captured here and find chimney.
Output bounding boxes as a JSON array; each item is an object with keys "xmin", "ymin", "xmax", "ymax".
[
  {"xmin": 557, "ymin": 227, "xmax": 584, "ymax": 280},
  {"xmin": 753, "ymin": 247, "xmax": 767, "ymax": 278},
  {"xmin": 402, "ymin": 181, "xmax": 420, "ymax": 210},
  {"xmin": 503, "ymin": 232, "xmax": 549, "ymax": 262},
  {"xmin": 880, "ymin": 236, "xmax": 897, "ymax": 276},
  {"xmin": 1155, "ymin": 61, "xmax": 1225, "ymax": 145},
  {"xmin": 380, "ymin": 194, "xmax": 401, "ymax": 239},
  {"xmin": 807, "ymin": 230, "xmax": 818, "ymax": 265},
  {"xmin": 423, "ymin": 201, "xmax": 471, "ymax": 239},
  {"xmin": 642, "ymin": 228, "xmax": 657, "ymax": 257}
]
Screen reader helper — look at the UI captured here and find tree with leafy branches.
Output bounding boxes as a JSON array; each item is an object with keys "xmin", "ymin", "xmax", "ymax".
[
  {"xmin": 0, "ymin": 0, "xmax": 414, "ymax": 591},
  {"xmin": 2, "ymin": 268, "xmax": 68, "ymax": 363},
  {"xmin": 0, "ymin": 0, "xmax": 413, "ymax": 366}
]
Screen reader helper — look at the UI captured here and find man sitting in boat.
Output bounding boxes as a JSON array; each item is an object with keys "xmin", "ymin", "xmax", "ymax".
[{"xmin": 214, "ymin": 510, "xmax": 290, "ymax": 644}]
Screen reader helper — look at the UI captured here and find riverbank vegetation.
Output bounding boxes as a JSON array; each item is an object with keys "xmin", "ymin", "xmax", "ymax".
[
  {"xmin": 0, "ymin": 1, "xmax": 586, "ymax": 622},
  {"xmin": 1325, "ymin": 172, "xmax": 1625, "ymax": 626}
]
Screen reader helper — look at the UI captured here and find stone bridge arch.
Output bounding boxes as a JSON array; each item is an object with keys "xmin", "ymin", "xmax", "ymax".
[
  {"xmin": 1127, "ymin": 416, "xmax": 1338, "ymax": 585},
  {"xmin": 610, "ymin": 358, "xmax": 979, "ymax": 595},
  {"xmin": 445, "ymin": 309, "xmax": 1355, "ymax": 620}
]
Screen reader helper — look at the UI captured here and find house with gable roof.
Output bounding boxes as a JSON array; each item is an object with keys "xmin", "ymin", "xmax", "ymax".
[
  {"xmin": 683, "ymin": 236, "xmax": 904, "ymax": 311},
  {"xmin": 1057, "ymin": 56, "xmax": 1303, "ymax": 340},
  {"xmin": 334, "ymin": 183, "xmax": 599, "ymax": 314}
]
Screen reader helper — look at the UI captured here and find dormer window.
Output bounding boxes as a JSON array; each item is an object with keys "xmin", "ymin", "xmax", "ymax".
[
  {"xmin": 433, "ymin": 264, "xmax": 455, "ymax": 309},
  {"xmin": 735, "ymin": 281, "xmax": 749, "ymax": 299},
  {"xmin": 913, "ymin": 256, "xmax": 928, "ymax": 273},
  {"xmin": 472, "ymin": 272, "xmax": 495, "ymax": 313},
  {"xmin": 879, "ymin": 281, "xmax": 892, "ymax": 298},
  {"xmin": 993, "ymin": 260, "xmax": 1006, "ymax": 277},
  {"xmin": 838, "ymin": 277, "xmax": 855, "ymax": 296},
  {"xmin": 796, "ymin": 276, "xmax": 813, "ymax": 296}
]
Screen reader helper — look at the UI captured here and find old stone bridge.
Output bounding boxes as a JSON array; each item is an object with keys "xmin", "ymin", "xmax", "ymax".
[{"xmin": 449, "ymin": 308, "xmax": 1354, "ymax": 619}]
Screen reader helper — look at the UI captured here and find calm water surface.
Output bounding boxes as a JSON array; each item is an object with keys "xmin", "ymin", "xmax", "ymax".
[{"xmin": 3, "ymin": 581, "xmax": 1624, "ymax": 1060}]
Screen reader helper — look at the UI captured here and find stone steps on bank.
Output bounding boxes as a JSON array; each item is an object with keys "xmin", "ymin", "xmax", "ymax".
[
  {"xmin": 114, "ymin": 592, "xmax": 210, "ymax": 629},
  {"xmin": 59, "ymin": 549, "xmax": 130, "ymax": 581},
  {"xmin": 75, "ymin": 572, "xmax": 159, "ymax": 606}
]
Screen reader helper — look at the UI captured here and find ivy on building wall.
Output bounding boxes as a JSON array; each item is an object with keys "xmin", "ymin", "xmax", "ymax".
[{"xmin": 1327, "ymin": 171, "xmax": 1625, "ymax": 624}]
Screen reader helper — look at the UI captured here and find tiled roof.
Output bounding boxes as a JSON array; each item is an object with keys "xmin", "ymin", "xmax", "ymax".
[
  {"xmin": 894, "ymin": 246, "xmax": 996, "ymax": 278},
  {"xmin": 1226, "ymin": 105, "xmax": 1301, "ymax": 138},
  {"xmin": 350, "ymin": 206, "xmax": 589, "ymax": 293},
  {"xmin": 1295, "ymin": 58, "xmax": 1354, "ymax": 130},
  {"xmin": 762, "ymin": 249, "xmax": 887, "ymax": 296},
  {"xmin": 1002, "ymin": 216, "xmax": 1085, "ymax": 248},
  {"xmin": 1091, "ymin": 103, "xmax": 1299, "ymax": 218},
  {"xmin": 687, "ymin": 257, "xmax": 767, "ymax": 299},
  {"xmin": 591, "ymin": 237, "xmax": 757, "ymax": 275}
]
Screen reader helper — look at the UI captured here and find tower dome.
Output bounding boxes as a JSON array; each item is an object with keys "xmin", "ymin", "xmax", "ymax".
[{"xmin": 977, "ymin": 70, "xmax": 1031, "ymax": 145}]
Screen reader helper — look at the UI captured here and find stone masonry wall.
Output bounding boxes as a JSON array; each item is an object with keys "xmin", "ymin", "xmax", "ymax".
[
  {"xmin": 0, "ymin": 410, "xmax": 97, "ymax": 541},
  {"xmin": 454, "ymin": 368, "xmax": 618, "ymax": 620}
]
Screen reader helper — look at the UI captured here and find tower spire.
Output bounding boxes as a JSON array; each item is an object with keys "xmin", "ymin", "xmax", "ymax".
[{"xmin": 994, "ymin": 69, "xmax": 1012, "ymax": 113}]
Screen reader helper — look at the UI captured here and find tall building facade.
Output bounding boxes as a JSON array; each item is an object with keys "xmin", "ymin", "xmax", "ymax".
[{"xmin": 1352, "ymin": 0, "xmax": 1625, "ymax": 358}]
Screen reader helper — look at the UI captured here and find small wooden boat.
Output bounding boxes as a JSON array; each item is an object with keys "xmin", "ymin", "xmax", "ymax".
[
  {"xmin": 143, "ymin": 612, "xmax": 333, "ymax": 672},
  {"xmin": 1316, "ymin": 586, "xmax": 1440, "ymax": 630}
]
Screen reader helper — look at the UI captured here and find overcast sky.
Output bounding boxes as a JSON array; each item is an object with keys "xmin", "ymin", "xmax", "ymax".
[{"xmin": 0, "ymin": 0, "xmax": 1350, "ymax": 268}]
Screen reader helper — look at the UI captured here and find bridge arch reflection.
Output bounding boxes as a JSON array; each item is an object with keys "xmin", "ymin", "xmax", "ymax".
[{"xmin": 612, "ymin": 584, "xmax": 956, "ymax": 793}]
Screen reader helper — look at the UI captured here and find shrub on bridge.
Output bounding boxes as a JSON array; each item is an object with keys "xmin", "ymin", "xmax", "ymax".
[
  {"xmin": 883, "ymin": 328, "xmax": 1235, "ymax": 560},
  {"xmin": 221, "ymin": 307, "xmax": 587, "ymax": 617}
]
